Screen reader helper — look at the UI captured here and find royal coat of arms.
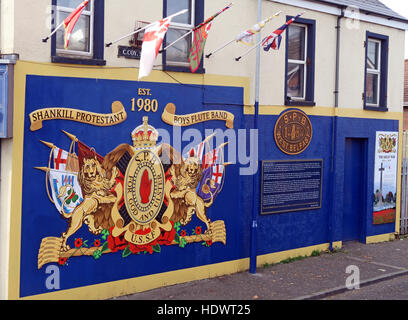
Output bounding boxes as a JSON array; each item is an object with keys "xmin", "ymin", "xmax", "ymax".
[{"xmin": 37, "ymin": 117, "xmax": 228, "ymax": 269}]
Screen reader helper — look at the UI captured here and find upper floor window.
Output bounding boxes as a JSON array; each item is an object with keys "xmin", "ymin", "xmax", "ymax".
[
  {"xmin": 364, "ymin": 32, "xmax": 389, "ymax": 111},
  {"xmin": 163, "ymin": 0, "xmax": 204, "ymax": 73},
  {"xmin": 285, "ymin": 17, "xmax": 315, "ymax": 106},
  {"xmin": 56, "ymin": 0, "xmax": 93, "ymax": 56},
  {"xmin": 52, "ymin": 0, "xmax": 105, "ymax": 65}
]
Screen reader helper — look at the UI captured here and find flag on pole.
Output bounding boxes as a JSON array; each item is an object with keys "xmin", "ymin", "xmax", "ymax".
[
  {"xmin": 49, "ymin": 169, "xmax": 83, "ymax": 215},
  {"xmin": 197, "ymin": 164, "xmax": 225, "ymax": 203},
  {"xmin": 53, "ymin": 147, "xmax": 69, "ymax": 171},
  {"xmin": 188, "ymin": 3, "xmax": 233, "ymax": 72},
  {"xmin": 63, "ymin": 0, "xmax": 89, "ymax": 49},
  {"xmin": 262, "ymin": 12, "xmax": 304, "ymax": 52},
  {"xmin": 138, "ymin": 16, "xmax": 175, "ymax": 80},
  {"xmin": 236, "ymin": 16, "xmax": 275, "ymax": 45},
  {"xmin": 184, "ymin": 139, "xmax": 207, "ymax": 161},
  {"xmin": 189, "ymin": 23, "xmax": 212, "ymax": 72}
]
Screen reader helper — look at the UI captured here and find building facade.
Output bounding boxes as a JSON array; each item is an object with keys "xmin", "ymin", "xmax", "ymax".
[{"xmin": 0, "ymin": 0, "xmax": 407, "ymax": 299}]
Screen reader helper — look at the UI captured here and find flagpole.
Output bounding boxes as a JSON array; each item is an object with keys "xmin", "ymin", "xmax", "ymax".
[
  {"xmin": 206, "ymin": 11, "xmax": 282, "ymax": 59},
  {"xmin": 159, "ymin": 29, "xmax": 193, "ymax": 53},
  {"xmin": 42, "ymin": 20, "xmax": 65, "ymax": 43},
  {"xmin": 159, "ymin": 3, "xmax": 233, "ymax": 54},
  {"xmin": 235, "ymin": 36, "xmax": 266, "ymax": 61},
  {"xmin": 205, "ymin": 39, "xmax": 235, "ymax": 59},
  {"xmin": 105, "ymin": 9, "xmax": 188, "ymax": 48},
  {"xmin": 249, "ymin": 0, "xmax": 262, "ymax": 275}
]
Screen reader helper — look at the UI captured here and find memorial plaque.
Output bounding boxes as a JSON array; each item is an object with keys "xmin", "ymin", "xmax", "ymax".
[
  {"xmin": 261, "ymin": 160, "xmax": 323, "ymax": 215},
  {"xmin": 274, "ymin": 109, "xmax": 312, "ymax": 155}
]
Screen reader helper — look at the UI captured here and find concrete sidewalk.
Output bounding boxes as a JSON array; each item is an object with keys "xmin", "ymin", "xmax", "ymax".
[{"xmin": 112, "ymin": 237, "xmax": 408, "ymax": 300}]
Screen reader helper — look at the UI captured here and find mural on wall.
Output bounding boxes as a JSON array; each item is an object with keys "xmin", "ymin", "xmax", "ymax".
[
  {"xmin": 373, "ymin": 131, "xmax": 398, "ymax": 225},
  {"xmin": 36, "ymin": 116, "xmax": 229, "ymax": 269}
]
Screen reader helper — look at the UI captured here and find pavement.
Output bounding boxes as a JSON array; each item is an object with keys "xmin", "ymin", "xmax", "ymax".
[{"xmin": 112, "ymin": 236, "xmax": 408, "ymax": 300}]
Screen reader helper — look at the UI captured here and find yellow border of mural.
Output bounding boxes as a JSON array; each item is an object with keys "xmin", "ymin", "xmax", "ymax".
[{"xmin": 7, "ymin": 61, "xmax": 400, "ymax": 300}]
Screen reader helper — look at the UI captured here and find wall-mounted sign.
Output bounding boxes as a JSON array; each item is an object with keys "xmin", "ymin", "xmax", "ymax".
[
  {"xmin": 373, "ymin": 131, "xmax": 398, "ymax": 225},
  {"xmin": 0, "ymin": 64, "xmax": 12, "ymax": 138},
  {"xmin": 260, "ymin": 159, "xmax": 323, "ymax": 215},
  {"xmin": 118, "ymin": 45, "xmax": 141, "ymax": 60},
  {"xmin": 274, "ymin": 109, "xmax": 312, "ymax": 155}
]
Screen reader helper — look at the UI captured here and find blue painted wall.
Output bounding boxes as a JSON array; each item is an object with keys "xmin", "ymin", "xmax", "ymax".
[{"xmin": 20, "ymin": 75, "xmax": 399, "ymax": 297}]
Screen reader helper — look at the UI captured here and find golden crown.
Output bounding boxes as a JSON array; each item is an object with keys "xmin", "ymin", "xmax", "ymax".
[{"xmin": 131, "ymin": 116, "xmax": 158, "ymax": 148}]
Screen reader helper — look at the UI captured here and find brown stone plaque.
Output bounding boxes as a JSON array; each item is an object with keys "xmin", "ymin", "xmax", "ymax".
[{"xmin": 274, "ymin": 109, "xmax": 312, "ymax": 155}]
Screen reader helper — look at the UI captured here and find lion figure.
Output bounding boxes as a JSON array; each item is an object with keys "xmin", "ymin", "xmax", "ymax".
[
  {"xmin": 60, "ymin": 156, "xmax": 118, "ymax": 252},
  {"xmin": 170, "ymin": 155, "xmax": 214, "ymax": 234}
]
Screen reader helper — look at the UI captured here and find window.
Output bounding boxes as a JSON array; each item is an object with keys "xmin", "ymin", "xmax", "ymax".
[
  {"xmin": 364, "ymin": 32, "xmax": 389, "ymax": 111},
  {"xmin": 52, "ymin": 0, "xmax": 105, "ymax": 65},
  {"xmin": 163, "ymin": 0, "xmax": 204, "ymax": 73},
  {"xmin": 285, "ymin": 17, "xmax": 315, "ymax": 106}
]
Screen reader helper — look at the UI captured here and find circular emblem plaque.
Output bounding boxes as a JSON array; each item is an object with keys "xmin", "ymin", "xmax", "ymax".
[
  {"xmin": 124, "ymin": 149, "xmax": 165, "ymax": 225},
  {"xmin": 274, "ymin": 109, "xmax": 313, "ymax": 155}
]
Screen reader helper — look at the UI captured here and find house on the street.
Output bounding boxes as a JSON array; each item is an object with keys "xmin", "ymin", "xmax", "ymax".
[{"xmin": 0, "ymin": 0, "xmax": 407, "ymax": 299}]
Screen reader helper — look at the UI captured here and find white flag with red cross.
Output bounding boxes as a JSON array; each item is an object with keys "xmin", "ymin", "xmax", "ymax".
[
  {"xmin": 138, "ymin": 18, "xmax": 172, "ymax": 80},
  {"xmin": 138, "ymin": 9, "xmax": 188, "ymax": 80},
  {"xmin": 211, "ymin": 164, "xmax": 224, "ymax": 185},
  {"xmin": 53, "ymin": 147, "xmax": 69, "ymax": 171}
]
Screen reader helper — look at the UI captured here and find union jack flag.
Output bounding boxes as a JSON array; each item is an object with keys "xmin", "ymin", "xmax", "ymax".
[{"xmin": 262, "ymin": 12, "xmax": 304, "ymax": 52}]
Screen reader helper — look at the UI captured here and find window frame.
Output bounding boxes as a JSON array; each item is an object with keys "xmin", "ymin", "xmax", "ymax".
[
  {"xmin": 162, "ymin": 0, "xmax": 205, "ymax": 73},
  {"xmin": 55, "ymin": 1, "xmax": 94, "ymax": 57},
  {"xmin": 51, "ymin": 0, "xmax": 106, "ymax": 66},
  {"xmin": 287, "ymin": 23, "xmax": 308, "ymax": 101},
  {"xmin": 364, "ymin": 32, "xmax": 389, "ymax": 112},
  {"xmin": 284, "ymin": 16, "xmax": 316, "ymax": 107}
]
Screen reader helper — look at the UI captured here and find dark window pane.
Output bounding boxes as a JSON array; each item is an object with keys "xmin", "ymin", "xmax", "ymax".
[
  {"xmin": 366, "ymin": 73, "xmax": 379, "ymax": 105},
  {"xmin": 166, "ymin": 0, "xmax": 191, "ymax": 24},
  {"xmin": 287, "ymin": 63, "xmax": 305, "ymax": 98},
  {"xmin": 166, "ymin": 29, "xmax": 191, "ymax": 63},
  {"xmin": 56, "ymin": 11, "xmax": 90, "ymax": 52},
  {"xmin": 367, "ymin": 40, "xmax": 379, "ymax": 70},
  {"xmin": 288, "ymin": 25, "xmax": 305, "ymax": 61},
  {"xmin": 57, "ymin": 0, "xmax": 90, "ymax": 10}
]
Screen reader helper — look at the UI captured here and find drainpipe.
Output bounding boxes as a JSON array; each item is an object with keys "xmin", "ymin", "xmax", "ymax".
[
  {"xmin": 249, "ymin": 0, "xmax": 262, "ymax": 274},
  {"xmin": 329, "ymin": 7, "xmax": 344, "ymax": 251}
]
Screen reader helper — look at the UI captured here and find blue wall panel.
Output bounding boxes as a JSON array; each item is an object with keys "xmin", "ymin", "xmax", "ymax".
[{"xmin": 20, "ymin": 74, "xmax": 399, "ymax": 297}]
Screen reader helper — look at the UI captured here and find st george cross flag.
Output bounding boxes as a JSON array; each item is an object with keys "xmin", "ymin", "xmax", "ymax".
[
  {"xmin": 49, "ymin": 169, "xmax": 83, "ymax": 215},
  {"xmin": 263, "ymin": 12, "xmax": 304, "ymax": 51},
  {"xmin": 63, "ymin": 0, "xmax": 89, "ymax": 49},
  {"xmin": 53, "ymin": 147, "xmax": 69, "ymax": 171},
  {"xmin": 236, "ymin": 16, "xmax": 275, "ymax": 45}
]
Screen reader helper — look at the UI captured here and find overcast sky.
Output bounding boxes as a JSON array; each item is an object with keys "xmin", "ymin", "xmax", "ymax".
[{"xmin": 379, "ymin": 0, "xmax": 408, "ymax": 58}]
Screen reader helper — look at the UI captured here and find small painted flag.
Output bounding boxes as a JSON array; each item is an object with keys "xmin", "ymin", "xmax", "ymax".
[
  {"xmin": 262, "ymin": 12, "xmax": 304, "ymax": 52},
  {"xmin": 184, "ymin": 139, "xmax": 207, "ymax": 162},
  {"xmin": 49, "ymin": 169, "xmax": 83, "ymax": 215},
  {"xmin": 202, "ymin": 143, "xmax": 226, "ymax": 169},
  {"xmin": 197, "ymin": 164, "xmax": 225, "ymax": 203},
  {"xmin": 53, "ymin": 147, "xmax": 69, "ymax": 171},
  {"xmin": 63, "ymin": 0, "xmax": 89, "ymax": 49}
]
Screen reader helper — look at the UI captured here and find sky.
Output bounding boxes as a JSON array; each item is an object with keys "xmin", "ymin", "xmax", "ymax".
[{"xmin": 379, "ymin": 0, "xmax": 408, "ymax": 58}]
